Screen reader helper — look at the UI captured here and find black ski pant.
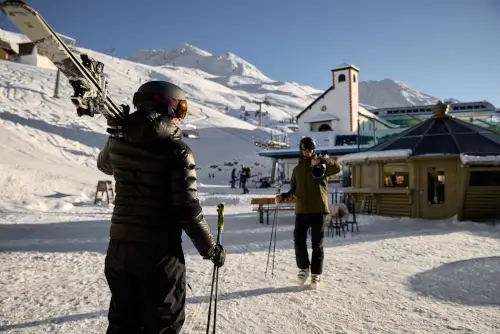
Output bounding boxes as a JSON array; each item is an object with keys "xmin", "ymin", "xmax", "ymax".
[
  {"xmin": 104, "ymin": 239, "xmax": 186, "ymax": 334},
  {"xmin": 293, "ymin": 213, "xmax": 326, "ymax": 275}
]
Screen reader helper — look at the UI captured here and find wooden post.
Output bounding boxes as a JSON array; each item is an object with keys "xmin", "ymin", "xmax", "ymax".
[
  {"xmin": 53, "ymin": 69, "xmax": 60, "ymax": 98},
  {"xmin": 95, "ymin": 180, "xmax": 114, "ymax": 204}
]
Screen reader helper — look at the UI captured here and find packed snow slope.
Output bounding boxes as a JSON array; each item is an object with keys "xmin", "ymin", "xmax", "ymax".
[{"xmin": 1, "ymin": 208, "xmax": 500, "ymax": 333}]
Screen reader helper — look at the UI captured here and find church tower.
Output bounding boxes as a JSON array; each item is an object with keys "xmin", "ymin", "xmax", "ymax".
[{"xmin": 330, "ymin": 63, "xmax": 360, "ymax": 133}]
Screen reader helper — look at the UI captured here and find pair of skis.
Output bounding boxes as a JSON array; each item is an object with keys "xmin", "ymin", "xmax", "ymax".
[{"xmin": 0, "ymin": 0, "xmax": 127, "ymax": 120}]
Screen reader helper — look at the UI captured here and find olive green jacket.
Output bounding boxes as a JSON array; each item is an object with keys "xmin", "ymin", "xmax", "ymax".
[{"xmin": 281, "ymin": 155, "xmax": 341, "ymax": 214}]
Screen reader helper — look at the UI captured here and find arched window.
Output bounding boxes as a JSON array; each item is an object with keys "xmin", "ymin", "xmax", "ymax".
[
  {"xmin": 318, "ymin": 124, "xmax": 332, "ymax": 132},
  {"xmin": 338, "ymin": 74, "xmax": 346, "ymax": 82},
  {"xmin": 353, "ymin": 74, "xmax": 356, "ymax": 83}
]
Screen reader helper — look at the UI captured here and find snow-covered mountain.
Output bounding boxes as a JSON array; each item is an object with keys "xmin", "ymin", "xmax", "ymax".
[
  {"xmin": 359, "ymin": 79, "xmax": 456, "ymax": 107},
  {"xmin": 127, "ymin": 44, "xmax": 272, "ymax": 82},
  {"xmin": 127, "ymin": 46, "xmax": 453, "ymax": 109}
]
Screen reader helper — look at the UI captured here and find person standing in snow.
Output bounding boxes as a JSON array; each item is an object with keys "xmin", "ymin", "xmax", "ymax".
[
  {"xmin": 230, "ymin": 167, "xmax": 237, "ymax": 188},
  {"xmin": 240, "ymin": 165, "xmax": 250, "ymax": 194},
  {"xmin": 276, "ymin": 137, "xmax": 341, "ymax": 289},
  {"xmin": 97, "ymin": 80, "xmax": 226, "ymax": 333},
  {"xmin": 239, "ymin": 165, "xmax": 245, "ymax": 188}
]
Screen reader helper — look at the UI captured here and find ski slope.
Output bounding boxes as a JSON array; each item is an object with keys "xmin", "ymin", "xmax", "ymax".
[{"xmin": 0, "ymin": 53, "xmax": 277, "ymax": 212}]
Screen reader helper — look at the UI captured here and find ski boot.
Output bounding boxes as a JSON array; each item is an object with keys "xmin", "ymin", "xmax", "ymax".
[
  {"xmin": 80, "ymin": 53, "xmax": 104, "ymax": 75},
  {"xmin": 297, "ymin": 268, "xmax": 309, "ymax": 286},
  {"xmin": 310, "ymin": 274, "xmax": 320, "ymax": 290}
]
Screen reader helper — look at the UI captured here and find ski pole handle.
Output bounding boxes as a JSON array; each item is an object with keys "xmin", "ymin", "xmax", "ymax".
[{"xmin": 216, "ymin": 204, "xmax": 224, "ymax": 233}]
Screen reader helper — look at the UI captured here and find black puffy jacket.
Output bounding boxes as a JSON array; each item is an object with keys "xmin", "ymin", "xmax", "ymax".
[{"xmin": 97, "ymin": 110, "xmax": 215, "ymax": 257}]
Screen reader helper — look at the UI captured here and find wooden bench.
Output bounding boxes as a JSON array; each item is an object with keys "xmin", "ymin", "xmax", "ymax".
[{"xmin": 250, "ymin": 197, "xmax": 296, "ymax": 224}]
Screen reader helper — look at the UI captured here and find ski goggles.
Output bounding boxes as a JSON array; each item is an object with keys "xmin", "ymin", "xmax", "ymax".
[
  {"xmin": 153, "ymin": 95, "xmax": 188, "ymax": 119},
  {"xmin": 300, "ymin": 141, "xmax": 316, "ymax": 151}
]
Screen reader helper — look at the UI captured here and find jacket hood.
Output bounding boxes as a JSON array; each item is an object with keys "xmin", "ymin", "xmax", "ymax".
[{"xmin": 122, "ymin": 110, "xmax": 182, "ymax": 144}]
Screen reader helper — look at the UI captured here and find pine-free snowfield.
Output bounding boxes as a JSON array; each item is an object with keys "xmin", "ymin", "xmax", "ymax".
[{"xmin": 1, "ymin": 205, "xmax": 499, "ymax": 334}]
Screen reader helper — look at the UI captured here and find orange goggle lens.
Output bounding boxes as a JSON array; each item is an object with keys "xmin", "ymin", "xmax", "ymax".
[
  {"xmin": 177, "ymin": 99, "xmax": 188, "ymax": 119},
  {"xmin": 152, "ymin": 95, "xmax": 188, "ymax": 119}
]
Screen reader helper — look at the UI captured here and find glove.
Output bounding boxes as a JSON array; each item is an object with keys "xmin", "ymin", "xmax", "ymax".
[
  {"xmin": 106, "ymin": 104, "xmax": 130, "ymax": 138},
  {"xmin": 204, "ymin": 244, "xmax": 226, "ymax": 268}
]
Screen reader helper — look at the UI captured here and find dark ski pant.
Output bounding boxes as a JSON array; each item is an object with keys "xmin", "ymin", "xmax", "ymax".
[
  {"xmin": 294, "ymin": 213, "xmax": 326, "ymax": 275},
  {"xmin": 105, "ymin": 239, "xmax": 186, "ymax": 334}
]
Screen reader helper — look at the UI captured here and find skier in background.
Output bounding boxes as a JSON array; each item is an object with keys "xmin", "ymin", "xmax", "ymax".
[
  {"xmin": 240, "ymin": 165, "xmax": 250, "ymax": 194},
  {"xmin": 230, "ymin": 167, "xmax": 237, "ymax": 188},
  {"xmin": 97, "ymin": 80, "xmax": 226, "ymax": 333},
  {"xmin": 239, "ymin": 165, "xmax": 245, "ymax": 188},
  {"xmin": 276, "ymin": 137, "xmax": 341, "ymax": 289},
  {"xmin": 243, "ymin": 166, "xmax": 251, "ymax": 194}
]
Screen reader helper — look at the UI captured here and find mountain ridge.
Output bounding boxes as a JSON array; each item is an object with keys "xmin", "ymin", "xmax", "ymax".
[{"xmin": 126, "ymin": 45, "xmax": 457, "ymax": 108}]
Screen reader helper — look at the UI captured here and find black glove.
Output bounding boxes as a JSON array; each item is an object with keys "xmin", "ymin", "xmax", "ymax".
[
  {"xmin": 106, "ymin": 104, "xmax": 130, "ymax": 138},
  {"xmin": 277, "ymin": 192, "xmax": 290, "ymax": 202},
  {"xmin": 204, "ymin": 244, "xmax": 226, "ymax": 268}
]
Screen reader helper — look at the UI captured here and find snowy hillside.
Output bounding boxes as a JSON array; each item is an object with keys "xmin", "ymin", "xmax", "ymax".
[{"xmin": 0, "ymin": 35, "xmax": 291, "ymax": 212}]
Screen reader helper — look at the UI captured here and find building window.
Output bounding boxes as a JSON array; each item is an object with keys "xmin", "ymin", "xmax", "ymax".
[
  {"xmin": 353, "ymin": 74, "xmax": 356, "ymax": 83},
  {"xmin": 427, "ymin": 167, "xmax": 445, "ymax": 204},
  {"xmin": 383, "ymin": 163, "xmax": 409, "ymax": 188},
  {"xmin": 469, "ymin": 171, "xmax": 500, "ymax": 186},
  {"xmin": 318, "ymin": 123, "xmax": 332, "ymax": 132},
  {"xmin": 321, "ymin": 105, "xmax": 327, "ymax": 111},
  {"xmin": 338, "ymin": 74, "xmax": 346, "ymax": 82}
]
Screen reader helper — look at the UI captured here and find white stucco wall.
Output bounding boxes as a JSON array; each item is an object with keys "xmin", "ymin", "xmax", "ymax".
[
  {"xmin": 17, "ymin": 54, "xmax": 57, "ymax": 70},
  {"xmin": 297, "ymin": 65, "xmax": 360, "ymax": 134}
]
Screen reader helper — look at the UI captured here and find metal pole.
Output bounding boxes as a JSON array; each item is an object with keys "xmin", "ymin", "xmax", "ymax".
[
  {"xmin": 372, "ymin": 119, "xmax": 377, "ymax": 145},
  {"xmin": 258, "ymin": 102, "xmax": 262, "ymax": 127},
  {"xmin": 357, "ymin": 118, "xmax": 360, "ymax": 152},
  {"xmin": 53, "ymin": 69, "xmax": 60, "ymax": 98}
]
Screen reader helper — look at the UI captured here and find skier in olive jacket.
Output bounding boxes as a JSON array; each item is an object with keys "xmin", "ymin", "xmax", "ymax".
[{"xmin": 277, "ymin": 137, "xmax": 341, "ymax": 289}]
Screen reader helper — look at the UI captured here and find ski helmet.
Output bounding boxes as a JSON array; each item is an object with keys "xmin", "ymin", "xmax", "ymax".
[
  {"xmin": 132, "ymin": 81, "xmax": 188, "ymax": 119},
  {"xmin": 299, "ymin": 137, "xmax": 316, "ymax": 152}
]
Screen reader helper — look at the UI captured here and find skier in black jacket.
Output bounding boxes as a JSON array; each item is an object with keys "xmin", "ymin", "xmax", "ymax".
[{"xmin": 97, "ymin": 81, "xmax": 226, "ymax": 334}]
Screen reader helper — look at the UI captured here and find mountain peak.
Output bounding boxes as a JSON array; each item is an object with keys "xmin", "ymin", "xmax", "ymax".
[
  {"xmin": 169, "ymin": 43, "xmax": 212, "ymax": 57},
  {"xmin": 126, "ymin": 44, "xmax": 270, "ymax": 81},
  {"xmin": 359, "ymin": 78, "xmax": 442, "ymax": 107}
]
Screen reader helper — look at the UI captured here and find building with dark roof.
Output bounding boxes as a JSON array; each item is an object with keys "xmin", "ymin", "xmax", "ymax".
[{"xmin": 338, "ymin": 102, "xmax": 500, "ymax": 222}]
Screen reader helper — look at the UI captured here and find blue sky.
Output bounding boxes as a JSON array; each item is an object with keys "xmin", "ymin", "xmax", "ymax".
[{"xmin": 2, "ymin": 0, "xmax": 499, "ymax": 106}]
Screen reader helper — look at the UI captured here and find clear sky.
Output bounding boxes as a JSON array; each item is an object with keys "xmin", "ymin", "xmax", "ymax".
[{"xmin": 2, "ymin": 0, "xmax": 499, "ymax": 106}]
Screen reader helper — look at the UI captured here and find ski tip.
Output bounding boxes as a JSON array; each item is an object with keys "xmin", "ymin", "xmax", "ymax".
[{"xmin": 1, "ymin": 0, "xmax": 27, "ymax": 7}]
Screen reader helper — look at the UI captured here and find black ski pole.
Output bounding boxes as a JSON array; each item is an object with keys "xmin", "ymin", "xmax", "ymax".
[
  {"xmin": 271, "ymin": 203, "xmax": 279, "ymax": 277},
  {"xmin": 206, "ymin": 204, "xmax": 224, "ymax": 334},
  {"xmin": 265, "ymin": 206, "xmax": 277, "ymax": 276},
  {"xmin": 265, "ymin": 179, "xmax": 281, "ymax": 276}
]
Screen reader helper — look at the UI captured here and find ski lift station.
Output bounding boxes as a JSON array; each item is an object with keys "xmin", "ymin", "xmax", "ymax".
[{"xmin": 256, "ymin": 63, "xmax": 500, "ymax": 185}]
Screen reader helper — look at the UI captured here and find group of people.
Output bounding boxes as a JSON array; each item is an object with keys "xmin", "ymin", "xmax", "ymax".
[
  {"xmin": 97, "ymin": 80, "xmax": 341, "ymax": 333},
  {"xmin": 230, "ymin": 165, "xmax": 251, "ymax": 194}
]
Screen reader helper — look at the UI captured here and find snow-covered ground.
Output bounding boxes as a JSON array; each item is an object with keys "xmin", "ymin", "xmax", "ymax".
[{"xmin": 1, "ymin": 192, "xmax": 500, "ymax": 333}]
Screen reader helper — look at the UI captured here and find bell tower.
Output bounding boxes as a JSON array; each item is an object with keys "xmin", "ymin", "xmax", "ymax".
[{"xmin": 330, "ymin": 63, "xmax": 360, "ymax": 132}]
